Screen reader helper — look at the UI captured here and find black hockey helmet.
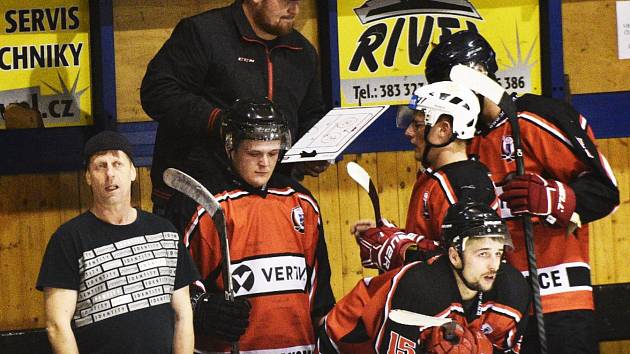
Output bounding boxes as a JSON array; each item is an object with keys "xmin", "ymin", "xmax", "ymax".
[
  {"xmin": 425, "ymin": 30, "xmax": 498, "ymax": 84},
  {"xmin": 222, "ymin": 97, "xmax": 292, "ymax": 152},
  {"xmin": 441, "ymin": 200, "xmax": 512, "ymax": 252}
]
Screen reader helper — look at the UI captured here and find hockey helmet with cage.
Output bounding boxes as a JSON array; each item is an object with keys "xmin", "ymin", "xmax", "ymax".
[
  {"xmin": 441, "ymin": 200, "xmax": 513, "ymax": 252},
  {"xmin": 222, "ymin": 97, "xmax": 292, "ymax": 152},
  {"xmin": 396, "ymin": 81, "xmax": 480, "ymax": 140},
  {"xmin": 425, "ymin": 30, "xmax": 498, "ymax": 84}
]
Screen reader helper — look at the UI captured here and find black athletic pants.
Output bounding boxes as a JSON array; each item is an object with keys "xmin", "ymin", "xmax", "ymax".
[{"xmin": 521, "ymin": 309, "xmax": 599, "ymax": 354}]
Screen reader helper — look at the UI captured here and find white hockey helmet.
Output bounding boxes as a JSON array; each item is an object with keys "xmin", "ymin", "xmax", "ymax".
[{"xmin": 396, "ymin": 81, "xmax": 480, "ymax": 140}]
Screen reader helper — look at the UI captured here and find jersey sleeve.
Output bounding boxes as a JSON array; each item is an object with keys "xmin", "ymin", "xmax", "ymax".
[
  {"xmin": 404, "ymin": 178, "xmax": 449, "ymax": 240},
  {"xmin": 568, "ymin": 123, "xmax": 619, "ymax": 223},
  {"xmin": 183, "ymin": 206, "xmax": 222, "ymax": 290},
  {"xmin": 516, "ymin": 94, "xmax": 619, "ymax": 224},
  {"xmin": 311, "ymin": 220, "xmax": 336, "ymax": 319},
  {"xmin": 317, "ymin": 271, "xmax": 398, "ymax": 354},
  {"xmin": 297, "ymin": 193, "xmax": 335, "ymax": 320},
  {"xmin": 480, "ymin": 263, "xmax": 531, "ymax": 353}
]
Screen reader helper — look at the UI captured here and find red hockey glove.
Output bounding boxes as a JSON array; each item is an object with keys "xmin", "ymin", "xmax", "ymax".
[
  {"xmin": 426, "ymin": 322, "xmax": 493, "ymax": 354},
  {"xmin": 500, "ymin": 173, "xmax": 576, "ymax": 227},
  {"xmin": 357, "ymin": 226, "xmax": 438, "ymax": 271}
]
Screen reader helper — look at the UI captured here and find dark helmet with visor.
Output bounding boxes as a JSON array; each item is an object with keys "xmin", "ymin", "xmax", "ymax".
[
  {"xmin": 425, "ymin": 30, "xmax": 498, "ymax": 84},
  {"xmin": 441, "ymin": 200, "xmax": 513, "ymax": 252},
  {"xmin": 222, "ymin": 97, "xmax": 292, "ymax": 152}
]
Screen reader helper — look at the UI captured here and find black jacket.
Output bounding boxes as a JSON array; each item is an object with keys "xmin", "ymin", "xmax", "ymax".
[{"xmin": 141, "ymin": 0, "xmax": 326, "ymax": 201}]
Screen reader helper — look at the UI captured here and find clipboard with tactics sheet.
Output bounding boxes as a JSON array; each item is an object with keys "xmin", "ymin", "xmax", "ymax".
[{"xmin": 281, "ymin": 105, "xmax": 389, "ymax": 163}]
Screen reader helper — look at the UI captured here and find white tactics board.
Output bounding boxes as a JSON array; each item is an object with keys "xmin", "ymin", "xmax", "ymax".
[{"xmin": 282, "ymin": 105, "xmax": 389, "ymax": 163}]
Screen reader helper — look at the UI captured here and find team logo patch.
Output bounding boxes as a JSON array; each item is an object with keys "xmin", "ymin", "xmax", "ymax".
[
  {"xmin": 422, "ymin": 191, "xmax": 430, "ymax": 219},
  {"xmin": 481, "ymin": 323, "xmax": 494, "ymax": 335},
  {"xmin": 501, "ymin": 135, "xmax": 515, "ymax": 162},
  {"xmin": 291, "ymin": 206, "xmax": 305, "ymax": 233}
]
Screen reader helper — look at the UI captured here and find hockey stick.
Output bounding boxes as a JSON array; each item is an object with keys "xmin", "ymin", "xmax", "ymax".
[
  {"xmin": 389, "ymin": 309, "xmax": 451, "ymax": 328},
  {"xmin": 347, "ymin": 162, "xmax": 383, "ymax": 226},
  {"xmin": 450, "ymin": 64, "xmax": 547, "ymax": 353},
  {"xmin": 163, "ymin": 168, "xmax": 239, "ymax": 354}
]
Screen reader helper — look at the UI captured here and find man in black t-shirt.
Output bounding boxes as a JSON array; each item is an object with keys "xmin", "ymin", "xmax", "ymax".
[{"xmin": 36, "ymin": 131, "xmax": 199, "ymax": 354}]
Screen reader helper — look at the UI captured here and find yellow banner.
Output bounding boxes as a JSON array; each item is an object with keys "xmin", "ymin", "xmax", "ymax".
[
  {"xmin": 337, "ymin": 0, "xmax": 541, "ymax": 107},
  {"xmin": 0, "ymin": 0, "xmax": 92, "ymax": 129}
]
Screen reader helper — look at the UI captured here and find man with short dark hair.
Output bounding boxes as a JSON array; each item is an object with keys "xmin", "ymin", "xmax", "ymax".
[
  {"xmin": 36, "ymin": 130, "xmax": 199, "ymax": 354},
  {"xmin": 318, "ymin": 201, "xmax": 530, "ymax": 354},
  {"xmin": 141, "ymin": 0, "xmax": 329, "ymax": 219}
]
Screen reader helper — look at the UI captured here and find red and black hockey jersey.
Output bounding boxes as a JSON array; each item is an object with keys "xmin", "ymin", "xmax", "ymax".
[
  {"xmin": 469, "ymin": 94, "xmax": 618, "ymax": 314},
  {"xmin": 405, "ymin": 159, "xmax": 499, "ymax": 242},
  {"xmin": 318, "ymin": 256, "xmax": 530, "ymax": 354},
  {"xmin": 183, "ymin": 168, "xmax": 335, "ymax": 353}
]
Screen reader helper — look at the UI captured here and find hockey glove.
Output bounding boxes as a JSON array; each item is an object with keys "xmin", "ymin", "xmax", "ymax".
[
  {"xmin": 358, "ymin": 225, "xmax": 438, "ymax": 272},
  {"xmin": 426, "ymin": 321, "xmax": 493, "ymax": 354},
  {"xmin": 193, "ymin": 292, "xmax": 251, "ymax": 342},
  {"xmin": 501, "ymin": 173, "xmax": 576, "ymax": 227}
]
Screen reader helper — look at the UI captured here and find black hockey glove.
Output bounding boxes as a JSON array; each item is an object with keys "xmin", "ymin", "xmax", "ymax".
[{"xmin": 193, "ymin": 292, "xmax": 251, "ymax": 342}]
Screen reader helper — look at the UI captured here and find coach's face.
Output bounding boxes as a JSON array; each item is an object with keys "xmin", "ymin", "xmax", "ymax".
[
  {"xmin": 230, "ymin": 139, "xmax": 281, "ymax": 188},
  {"xmin": 249, "ymin": 0, "xmax": 299, "ymax": 39}
]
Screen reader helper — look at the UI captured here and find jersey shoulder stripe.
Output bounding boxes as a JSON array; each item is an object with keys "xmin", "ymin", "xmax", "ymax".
[
  {"xmin": 429, "ymin": 170, "xmax": 457, "ymax": 205},
  {"xmin": 519, "ymin": 112, "xmax": 573, "ymax": 149},
  {"xmin": 297, "ymin": 193, "xmax": 320, "ymax": 215},
  {"xmin": 184, "ymin": 206, "xmax": 207, "ymax": 247}
]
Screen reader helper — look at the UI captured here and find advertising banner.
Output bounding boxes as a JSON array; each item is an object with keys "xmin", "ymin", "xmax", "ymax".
[
  {"xmin": 0, "ymin": 0, "xmax": 92, "ymax": 129},
  {"xmin": 336, "ymin": 0, "xmax": 541, "ymax": 107}
]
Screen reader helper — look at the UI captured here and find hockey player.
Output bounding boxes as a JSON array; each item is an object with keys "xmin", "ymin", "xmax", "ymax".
[
  {"xmin": 424, "ymin": 30, "xmax": 619, "ymax": 353},
  {"xmin": 318, "ymin": 201, "xmax": 530, "ymax": 354},
  {"xmin": 180, "ymin": 97, "xmax": 335, "ymax": 353},
  {"xmin": 352, "ymin": 81, "xmax": 498, "ymax": 272}
]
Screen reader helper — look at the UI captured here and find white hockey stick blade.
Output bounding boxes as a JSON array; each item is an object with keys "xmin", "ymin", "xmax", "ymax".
[
  {"xmin": 389, "ymin": 309, "xmax": 452, "ymax": 328},
  {"xmin": 449, "ymin": 64, "xmax": 504, "ymax": 105},
  {"xmin": 347, "ymin": 161, "xmax": 371, "ymax": 193},
  {"xmin": 163, "ymin": 168, "xmax": 221, "ymax": 217}
]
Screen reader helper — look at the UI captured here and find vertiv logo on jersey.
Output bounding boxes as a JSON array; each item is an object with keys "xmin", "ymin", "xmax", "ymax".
[
  {"xmin": 229, "ymin": 255, "xmax": 308, "ymax": 297},
  {"xmin": 335, "ymin": 0, "xmax": 542, "ymax": 106}
]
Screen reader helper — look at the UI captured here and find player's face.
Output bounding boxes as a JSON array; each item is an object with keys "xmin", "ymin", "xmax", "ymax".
[
  {"xmin": 459, "ymin": 237, "xmax": 504, "ymax": 293},
  {"xmin": 85, "ymin": 151, "xmax": 136, "ymax": 208},
  {"xmin": 231, "ymin": 139, "xmax": 281, "ymax": 188},
  {"xmin": 250, "ymin": 0, "xmax": 299, "ymax": 39},
  {"xmin": 404, "ymin": 111, "xmax": 439, "ymax": 165}
]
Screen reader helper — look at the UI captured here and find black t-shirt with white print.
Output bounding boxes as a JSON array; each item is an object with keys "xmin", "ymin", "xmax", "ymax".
[{"xmin": 36, "ymin": 209, "xmax": 199, "ymax": 354}]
